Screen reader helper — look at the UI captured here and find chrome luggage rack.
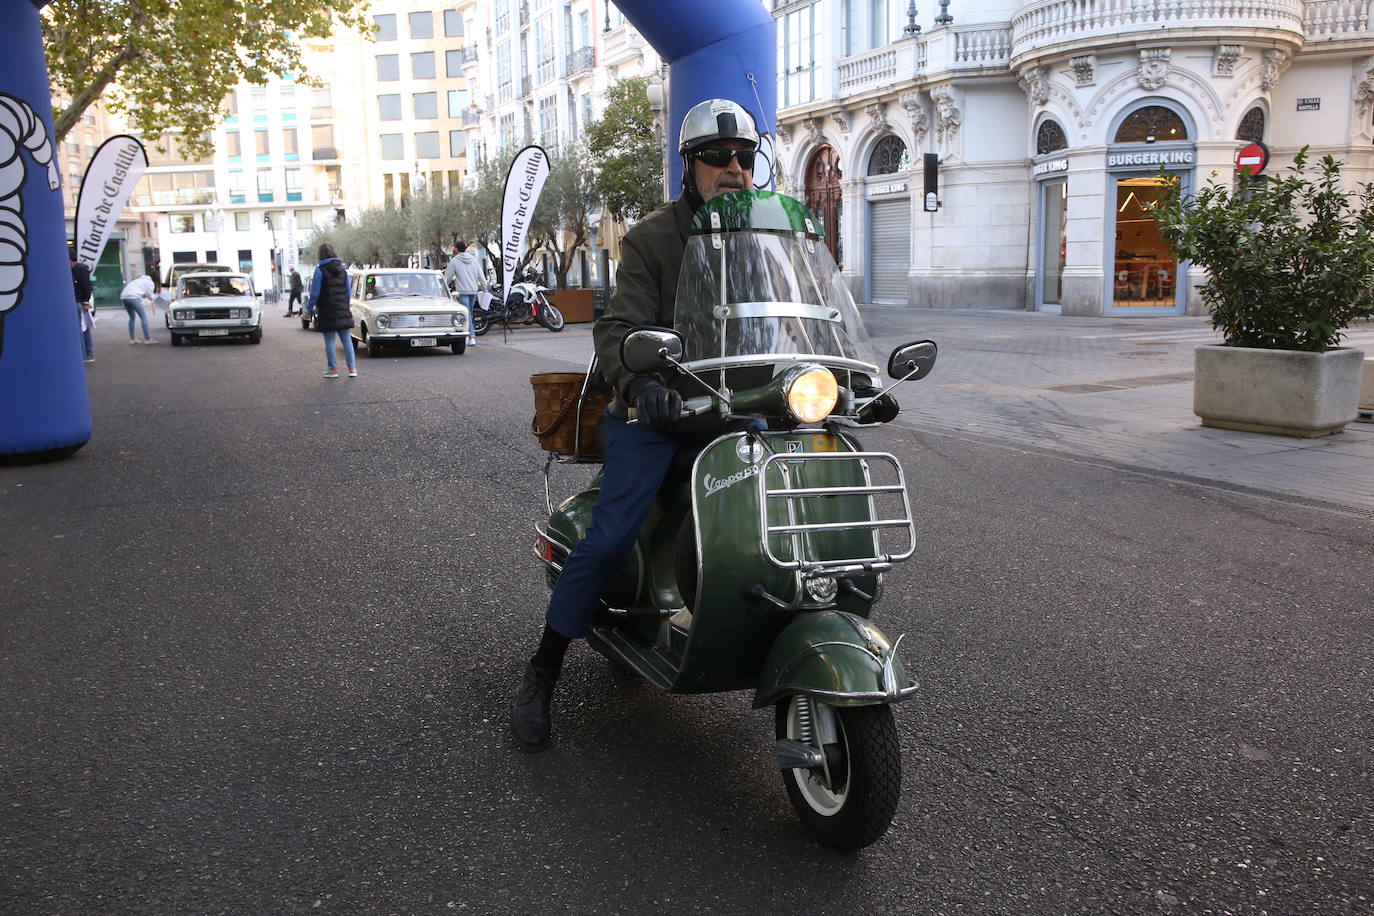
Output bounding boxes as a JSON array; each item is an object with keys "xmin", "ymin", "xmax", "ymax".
[{"xmin": 756, "ymin": 450, "xmax": 916, "ymax": 576}]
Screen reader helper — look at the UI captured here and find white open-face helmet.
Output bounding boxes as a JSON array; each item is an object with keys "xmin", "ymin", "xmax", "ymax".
[{"xmin": 678, "ymin": 99, "xmax": 760, "ymax": 153}]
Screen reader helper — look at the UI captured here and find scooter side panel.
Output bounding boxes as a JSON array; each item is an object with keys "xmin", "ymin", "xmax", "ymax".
[{"xmin": 752, "ymin": 609, "xmax": 915, "ymax": 709}]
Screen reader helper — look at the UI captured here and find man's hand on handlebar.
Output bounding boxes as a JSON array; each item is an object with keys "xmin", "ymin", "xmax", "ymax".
[{"xmin": 628, "ymin": 376, "xmax": 682, "ymax": 430}]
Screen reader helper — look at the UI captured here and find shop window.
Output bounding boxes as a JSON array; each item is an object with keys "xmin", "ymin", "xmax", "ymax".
[
  {"xmin": 1036, "ymin": 119, "xmax": 1068, "ymax": 155},
  {"xmin": 1236, "ymin": 107, "xmax": 1265, "ymax": 142},
  {"xmin": 866, "ymin": 135, "xmax": 908, "ymax": 176},
  {"xmin": 1114, "ymin": 106, "xmax": 1188, "ymax": 143}
]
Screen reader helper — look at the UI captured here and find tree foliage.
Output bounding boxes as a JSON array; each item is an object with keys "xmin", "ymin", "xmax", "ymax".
[
  {"xmin": 42, "ymin": 0, "xmax": 372, "ymax": 160},
  {"xmin": 584, "ymin": 76, "xmax": 665, "ymax": 222},
  {"xmin": 1153, "ymin": 148, "xmax": 1374, "ymax": 352}
]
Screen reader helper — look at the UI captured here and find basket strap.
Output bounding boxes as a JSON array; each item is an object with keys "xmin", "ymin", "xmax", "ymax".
[{"xmin": 532, "ymin": 394, "xmax": 578, "ymax": 437}]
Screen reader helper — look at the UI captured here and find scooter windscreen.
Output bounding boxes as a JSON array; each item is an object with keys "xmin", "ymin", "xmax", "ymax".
[{"xmin": 675, "ymin": 191, "xmax": 878, "ymax": 380}]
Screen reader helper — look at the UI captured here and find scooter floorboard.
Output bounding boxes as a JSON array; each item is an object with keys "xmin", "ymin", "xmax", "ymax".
[{"xmin": 588, "ymin": 626, "xmax": 680, "ymax": 690}]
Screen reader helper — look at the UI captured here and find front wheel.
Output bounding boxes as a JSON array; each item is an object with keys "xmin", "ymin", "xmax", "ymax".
[
  {"xmin": 450, "ymin": 338, "xmax": 467, "ymax": 355},
  {"xmin": 537, "ymin": 302, "xmax": 565, "ymax": 331},
  {"xmin": 776, "ymin": 697, "xmax": 901, "ymax": 851},
  {"xmin": 248, "ymin": 327, "xmax": 262, "ymax": 344},
  {"xmin": 471, "ymin": 310, "xmax": 490, "ymax": 337},
  {"xmin": 367, "ymin": 332, "xmax": 385, "ymax": 359}
]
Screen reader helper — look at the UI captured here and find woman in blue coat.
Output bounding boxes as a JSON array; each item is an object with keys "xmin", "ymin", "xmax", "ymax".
[{"xmin": 308, "ymin": 243, "xmax": 356, "ymax": 378}]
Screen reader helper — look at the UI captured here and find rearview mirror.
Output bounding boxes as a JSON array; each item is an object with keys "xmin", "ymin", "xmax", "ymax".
[
  {"xmin": 620, "ymin": 327, "xmax": 684, "ymax": 374},
  {"xmin": 888, "ymin": 340, "xmax": 937, "ymax": 381}
]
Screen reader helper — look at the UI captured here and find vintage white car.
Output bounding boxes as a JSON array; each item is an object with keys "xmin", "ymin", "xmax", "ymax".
[
  {"xmin": 349, "ymin": 268, "xmax": 469, "ymax": 357},
  {"xmin": 165, "ymin": 272, "xmax": 263, "ymax": 346}
]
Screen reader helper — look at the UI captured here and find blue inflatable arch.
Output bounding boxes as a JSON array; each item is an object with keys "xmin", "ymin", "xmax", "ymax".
[
  {"xmin": 611, "ymin": 0, "xmax": 777, "ymax": 196},
  {"xmin": 1, "ymin": 0, "xmax": 92, "ymax": 463}
]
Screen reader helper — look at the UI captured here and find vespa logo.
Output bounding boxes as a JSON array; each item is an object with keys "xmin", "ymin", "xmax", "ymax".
[{"xmin": 703, "ymin": 463, "xmax": 760, "ymax": 497}]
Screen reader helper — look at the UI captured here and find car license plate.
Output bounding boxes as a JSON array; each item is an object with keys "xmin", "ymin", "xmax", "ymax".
[
  {"xmin": 410, "ymin": 337, "xmax": 437, "ymax": 347},
  {"xmin": 200, "ymin": 328, "xmax": 229, "ymax": 336}
]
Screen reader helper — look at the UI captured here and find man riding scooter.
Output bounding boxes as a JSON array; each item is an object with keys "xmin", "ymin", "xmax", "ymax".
[{"xmin": 511, "ymin": 99, "xmax": 900, "ymax": 752}]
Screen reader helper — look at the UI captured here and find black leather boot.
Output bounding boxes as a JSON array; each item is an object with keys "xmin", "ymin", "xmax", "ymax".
[{"xmin": 511, "ymin": 663, "xmax": 558, "ymax": 752}]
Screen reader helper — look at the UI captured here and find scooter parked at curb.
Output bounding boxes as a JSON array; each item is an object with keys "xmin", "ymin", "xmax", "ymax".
[{"xmin": 533, "ymin": 190, "xmax": 937, "ymax": 850}]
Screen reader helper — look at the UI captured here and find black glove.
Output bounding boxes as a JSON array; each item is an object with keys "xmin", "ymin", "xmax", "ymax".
[
  {"xmin": 628, "ymin": 376, "xmax": 682, "ymax": 430},
  {"xmin": 855, "ymin": 386, "xmax": 899, "ymax": 424}
]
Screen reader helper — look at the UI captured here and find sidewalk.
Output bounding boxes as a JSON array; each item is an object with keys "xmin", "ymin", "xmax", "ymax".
[{"xmin": 858, "ymin": 306, "xmax": 1374, "ymax": 516}]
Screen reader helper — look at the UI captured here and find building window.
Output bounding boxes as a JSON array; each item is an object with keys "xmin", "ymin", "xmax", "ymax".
[
  {"xmin": 446, "ymin": 49, "xmax": 464, "ymax": 78},
  {"xmin": 311, "ymin": 124, "xmax": 336, "ymax": 160},
  {"xmin": 412, "ymin": 52, "xmax": 436, "ymax": 80},
  {"xmin": 779, "ymin": 3, "xmax": 819, "ymax": 108},
  {"xmin": 257, "ymin": 168, "xmax": 272, "ymax": 197},
  {"xmin": 1114, "ymin": 105, "xmax": 1188, "ymax": 143},
  {"xmin": 867, "ymin": 135, "xmax": 908, "ymax": 175},
  {"xmin": 374, "ymin": 14, "xmax": 397, "ymax": 40},
  {"xmin": 1237, "ymin": 106, "xmax": 1265, "ymax": 142},
  {"xmin": 449, "ymin": 130, "xmax": 466, "ymax": 158},
  {"xmin": 234, "ymin": 212, "xmax": 250, "ymax": 231},
  {"xmin": 380, "ymin": 133, "xmax": 404, "ymax": 160},
  {"xmin": 414, "ymin": 92, "xmax": 438, "ymax": 120},
  {"xmin": 535, "ymin": 21, "xmax": 555, "ymax": 85},
  {"xmin": 285, "ymin": 167, "xmax": 301, "ymax": 198},
  {"xmin": 225, "ymin": 131, "xmax": 242, "ymax": 158},
  {"xmin": 170, "ymin": 213, "xmax": 197, "ymax": 233},
  {"xmin": 416, "ymin": 131, "xmax": 440, "ymax": 159},
  {"xmin": 225, "ymin": 91, "xmax": 238, "ymax": 117},
  {"xmin": 538, "ymin": 95, "xmax": 558, "ymax": 145},
  {"xmin": 238, "ymin": 249, "xmax": 253, "ymax": 272},
  {"xmin": 378, "ymin": 94, "xmax": 402, "ymax": 121},
  {"xmin": 497, "ymin": 43, "xmax": 513, "ymax": 103},
  {"xmin": 447, "ymin": 89, "xmax": 469, "ymax": 118},
  {"xmin": 409, "ymin": 11, "xmax": 433, "ymax": 38},
  {"xmin": 376, "ymin": 55, "xmax": 400, "ymax": 82},
  {"xmin": 295, "ymin": 210, "xmax": 313, "ymax": 230},
  {"xmin": 265, "ymin": 210, "xmax": 285, "ymax": 230},
  {"xmin": 1036, "ymin": 119, "xmax": 1068, "ymax": 155},
  {"xmin": 311, "ymin": 86, "xmax": 332, "ymax": 118},
  {"xmin": 499, "ymin": 113, "xmax": 516, "ymax": 148},
  {"xmin": 250, "ymin": 85, "xmax": 267, "ymax": 111},
  {"xmin": 283, "ymin": 127, "xmax": 299, "ymax": 158},
  {"xmin": 444, "ymin": 10, "xmax": 464, "ymax": 36},
  {"xmin": 279, "ymin": 82, "xmax": 297, "ymax": 109},
  {"xmin": 254, "ymin": 129, "xmax": 270, "ymax": 157}
]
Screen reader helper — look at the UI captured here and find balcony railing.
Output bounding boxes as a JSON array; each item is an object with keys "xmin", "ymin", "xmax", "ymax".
[
  {"xmin": 461, "ymin": 45, "xmax": 478, "ymax": 64},
  {"xmin": 953, "ymin": 24, "xmax": 1012, "ymax": 67},
  {"xmin": 462, "ymin": 108, "xmax": 482, "ymax": 125},
  {"xmin": 566, "ymin": 45, "xmax": 595, "ymax": 77},
  {"xmin": 1304, "ymin": 0, "xmax": 1373, "ymax": 36},
  {"xmin": 1011, "ymin": 0, "xmax": 1305, "ymax": 64},
  {"xmin": 602, "ymin": 24, "xmax": 645, "ymax": 65},
  {"xmin": 521, "ymin": 74, "xmax": 532, "ymax": 97}
]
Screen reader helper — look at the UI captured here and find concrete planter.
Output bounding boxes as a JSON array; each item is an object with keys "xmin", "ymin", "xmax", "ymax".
[{"xmin": 1194, "ymin": 345, "xmax": 1366, "ymax": 437}]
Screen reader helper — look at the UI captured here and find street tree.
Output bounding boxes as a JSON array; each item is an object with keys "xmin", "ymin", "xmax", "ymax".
[
  {"xmin": 584, "ymin": 76, "xmax": 665, "ymax": 223},
  {"xmin": 530, "ymin": 143, "xmax": 597, "ymax": 289},
  {"xmin": 42, "ymin": 0, "xmax": 371, "ymax": 160}
]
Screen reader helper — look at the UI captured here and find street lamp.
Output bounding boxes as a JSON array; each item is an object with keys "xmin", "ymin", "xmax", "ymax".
[{"xmin": 263, "ymin": 212, "xmax": 280, "ymax": 294}]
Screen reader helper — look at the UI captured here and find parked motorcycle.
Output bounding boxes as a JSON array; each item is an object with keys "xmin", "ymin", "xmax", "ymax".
[
  {"xmin": 533, "ymin": 190, "xmax": 937, "ymax": 850},
  {"xmin": 473, "ymin": 268, "xmax": 565, "ymax": 336}
]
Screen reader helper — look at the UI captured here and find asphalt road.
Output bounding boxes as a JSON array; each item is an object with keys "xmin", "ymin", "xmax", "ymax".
[{"xmin": 2, "ymin": 313, "xmax": 1371, "ymax": 914}]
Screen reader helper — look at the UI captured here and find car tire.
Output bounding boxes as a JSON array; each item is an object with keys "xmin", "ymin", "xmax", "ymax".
[
  {"xmin": 451, "ymin": 338, "xmax": 467, "ymax": 355},
  {"xmin": 367, "ymin": 333, "xmax": 385, "ymax": 359},
  {"xmin": 248, "ymin": 327, "xmax": 262, "ymax": 344},
  {"xmin": 170, "ymin": 334, "xmax": 183, "ymax": 348}
]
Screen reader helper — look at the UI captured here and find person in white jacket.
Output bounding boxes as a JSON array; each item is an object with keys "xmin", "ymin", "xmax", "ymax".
[
  {"xmin": 443, "ymin": 243, "xmax": 487, "ymax": 344},
  {"xmin": 119, "ymin": 274, "xmax": 160, "ymax": 344}
]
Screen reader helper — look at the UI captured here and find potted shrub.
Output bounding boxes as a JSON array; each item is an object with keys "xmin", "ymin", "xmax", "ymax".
[{"xmin": 1153, "ymin": 148, "xmax": 1374, "ymax": 437}]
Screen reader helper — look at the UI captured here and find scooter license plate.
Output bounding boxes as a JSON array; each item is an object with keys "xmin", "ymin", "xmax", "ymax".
[
  {"xmin": 409, "ymin": 337, "xmax": 437, "ymax": 347},
  {"xmin": 199, "ymin": 328, "xmax": 229, "ymax": 336}
]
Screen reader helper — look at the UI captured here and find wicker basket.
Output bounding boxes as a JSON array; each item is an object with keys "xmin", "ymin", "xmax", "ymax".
[{"xmin": 530, "ymin": 372, "xmax": 613, "ymax": 459}]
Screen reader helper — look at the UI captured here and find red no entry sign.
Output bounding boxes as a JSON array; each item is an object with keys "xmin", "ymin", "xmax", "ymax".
[{"xmin": 1236, "ymin": 141, "xmax": 1268, "ymax": 176}]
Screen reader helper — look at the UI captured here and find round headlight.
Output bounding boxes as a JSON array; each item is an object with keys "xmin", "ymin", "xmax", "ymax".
[
  {"xmin": 452, "ymin": 312, "xmax": 463, "ymax": 327},
  {"xmin": 377, "ymin": 313, "xmax": 391, "ymax": 328},
  {"xmin": 787, "ymin": 368, "xmax": 838, "ymax": 423}
]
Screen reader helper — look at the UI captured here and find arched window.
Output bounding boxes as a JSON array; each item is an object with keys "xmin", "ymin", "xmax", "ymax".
[
  {"xmin": 1236, "ymin": 106, "xmax": 1265, "ymax": 142},
  {"xmin": 1036, "ymin": 119, "xmax": 1068, "ymax": 155},
  {"xmin": 1114, "ymin": 105, "xmax": 1189, "ymax": 143},
  {"xmin": 867, "ymin": 135, "xmax": 909, "ymax": 176}
]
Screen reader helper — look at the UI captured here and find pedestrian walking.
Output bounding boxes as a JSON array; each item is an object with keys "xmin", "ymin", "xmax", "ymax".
[
  {"xmin": 286, "ymin": 268, "xmax": 303, "ymax": 316},
  {"xmin": 71, "ymin": 250, "xmax": 94, "ymax": 363},
  {"xmin": 307, "ymin": 243, "xmax": 356, "ymax": 378},
  {"xmin": 444, "ymin": 242, "xmax": 487, "ymax": 346},
  {"xmin": 119, "ymin": 273, "xmax": 159, "ymax": 344}
]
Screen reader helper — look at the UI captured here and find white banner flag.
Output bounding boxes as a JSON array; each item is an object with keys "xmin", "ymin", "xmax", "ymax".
[
  {"xmin": 499, "ymin": 145, "xmax": 549, "ymax": 307},
  {"xmin": 283, "ymin": 215, "xmax": 299, "ymax": 274},
  {"xmin": 74, "ymin": 135, "xmax": 148, "ymax": 270}
]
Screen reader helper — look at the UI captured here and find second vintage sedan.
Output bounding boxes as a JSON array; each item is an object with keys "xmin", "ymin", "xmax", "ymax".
[
  {"xmin": 166, "ymin": 272, "xmax": 263, "ymax": 346},
  {"xmin": 348, "ymin": 268, "xmax": 469, "ymax": 357}
]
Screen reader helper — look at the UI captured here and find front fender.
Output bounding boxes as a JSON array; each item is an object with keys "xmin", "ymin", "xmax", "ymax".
[{"xmin": 753, "ymin": 610, "xmax": 917, "ymax": 709}]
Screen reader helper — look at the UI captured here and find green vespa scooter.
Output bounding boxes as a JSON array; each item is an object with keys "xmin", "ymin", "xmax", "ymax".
[{"xmin": 534, "ymin": 190, "xmax": 937, "ymax": 850}]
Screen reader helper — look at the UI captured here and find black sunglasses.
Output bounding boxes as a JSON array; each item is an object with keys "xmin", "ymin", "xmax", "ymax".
[{"xmin": 692, "ymin": 147, "xmax": 757, "ymax": 170}]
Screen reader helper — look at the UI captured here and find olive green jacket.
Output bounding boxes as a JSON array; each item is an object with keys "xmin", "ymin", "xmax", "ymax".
[{"xmin": 593, "ymin": 196, "xmax": 696, "ymax": 419}]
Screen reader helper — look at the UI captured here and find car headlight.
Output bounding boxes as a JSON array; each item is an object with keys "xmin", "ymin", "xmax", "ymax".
[
  {"xmin": 174, "ymin": 309, "xmax": 189, "ymax": 320},
  {"xmin": 452, "ymin": 312, "xmax": 464, "ymax": 327},
  {"xmin": 786, "ymin": 367, "xmax": 839, "ymax": 423},
  {"xmin": 377, "ymin": 313, "xmax": 391, "ymax": 328}
]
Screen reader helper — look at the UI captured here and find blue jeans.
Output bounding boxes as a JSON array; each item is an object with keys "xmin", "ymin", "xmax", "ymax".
[
  {"xmin": 323, "ymin": 329, "xmax": 356, "ymax": 370},
  {"xmin": 545, "ymin": 412, "xmax": 682, "ymax": 638},
  {"xmin": 121, "ymin": 297, "xmax": 150, "ymax": 340}
]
